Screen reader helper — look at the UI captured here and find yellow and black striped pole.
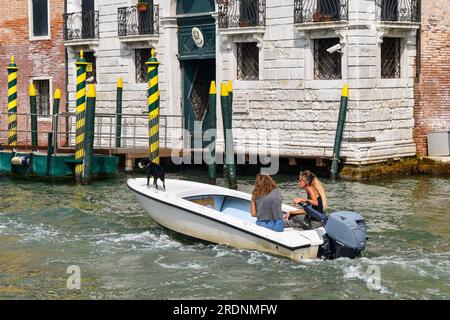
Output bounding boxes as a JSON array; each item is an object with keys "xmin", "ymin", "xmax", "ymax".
[
  {"xmin": 7, "ymin": 56, "xmax": 18, "ymax": 147},
  {"xmin": 145, "ymin": 48, "xmax": 160, "ymax": 164},
  {"xmin": 75, "ymin": 51, "xmax": 88, "ymax": 183},
  {"xmin": 82, "ymin": 84, "xmax": 96, "ymax": 185}
]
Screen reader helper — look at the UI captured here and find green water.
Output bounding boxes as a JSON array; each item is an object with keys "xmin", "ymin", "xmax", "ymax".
[{"xmin": 0, "ymin": 170, "xmax": 449, "ymax": 300}]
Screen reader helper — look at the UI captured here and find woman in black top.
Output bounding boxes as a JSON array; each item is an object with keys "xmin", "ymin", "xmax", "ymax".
[{"xmin": 284, "ymin": 170, "xmax": 327, "ymax": 230}]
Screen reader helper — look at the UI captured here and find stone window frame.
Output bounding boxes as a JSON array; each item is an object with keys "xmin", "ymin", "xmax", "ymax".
[
  {"xmin": 135, "ymin": 48, "xmax": 152, "ymax": 84},
  {"xmin": 313, "ymin": 37, "xmax": 342, "ymax": 80},
  {"xmin": 30, "ymin": 76, "xmax": 53, "ymax": 120},
  {"xmin": 303, "ymin": 28, "xmax": 348, "ymax": 81},
  {"xmin": 380, "ymin": 37, "xmax": 402, "ymax": 79},
  {"xmin": 220, "ymin": 30, "xmax": 265, "ymax": 82},
  {"xmin": 236, "ymin": 42, "xmax": 260, "ymax": 81},
  {"xmin": 28, "ymin": 0, "xmax": 51, "ymax": 41},
  {"xmin": 376, "ymin": 28, "xmax": 415, "ymax": 80}
]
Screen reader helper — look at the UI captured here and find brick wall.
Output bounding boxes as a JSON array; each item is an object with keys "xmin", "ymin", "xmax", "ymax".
[
  {"xmin": 414, "ymin": 1, "xmax": 450, "ymax": 156},
  {"xmin": 0, "ymin": 0, "xmax": 66, "ymax": 147}
]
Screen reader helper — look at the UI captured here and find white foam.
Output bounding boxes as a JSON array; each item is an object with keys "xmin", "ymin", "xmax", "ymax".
[
  {"xmin": 154, "ymin": 256, "xmax": 205, "ymax": 270},
  {"xmin": 94, "ymin": 231, "xmax": 182, "ymax": 250}
]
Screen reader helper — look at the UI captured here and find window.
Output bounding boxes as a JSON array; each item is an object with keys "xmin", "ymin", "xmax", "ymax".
[
  {"xmin": 31, "ymin": 0, "xmax": 49, "ymax": 37},
  {"xmin": 135, "ymin": 49, "xmax": 152, "ymax": 83},
  {"xmin": 34, "ymin": 80, "xmax": 50, "ymax": 115},
  {"xmin": 380, "ymin": 0, "xmax": 398, "ymax": 22},
  {"xmin": 84, "ymin": 52, "xmax": 97, "ymax": 83},
  {"xmin": 314, "ymin": 38, "xmax": 342, "ymax": 80},
  {"xmin": 381, "ymin": 37, "xmax": 401, "ymax": 79},
  {"xmin": 237, "ymin": 42, "xmax": 259, "ymax": 81},
  {"xmin": 239, "ymin": 0, "xmax": 258, "ymax": 27},
  {"xmin": 318, "ymin": 0, "xmax": 341, "ymax": 21}
]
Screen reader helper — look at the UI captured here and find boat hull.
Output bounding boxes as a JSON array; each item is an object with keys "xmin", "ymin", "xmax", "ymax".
[{"xmin": 134, "ymin": 192, "xmax": 319, "ymax": 262}]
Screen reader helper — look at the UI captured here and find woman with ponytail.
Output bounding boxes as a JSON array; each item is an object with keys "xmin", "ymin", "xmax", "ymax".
[{"xmin": 284, "ymin": 170, "xmax": 327, "ymax": 230}]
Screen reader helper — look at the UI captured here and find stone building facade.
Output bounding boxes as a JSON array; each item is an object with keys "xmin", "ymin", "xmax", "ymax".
[
  {"xmin": 414, "ymin": 1, "xmax": 450, "ymax": 156},
  {"xmin": 63, "ymin": 0, "xmax": 421, "ymax": 165},
  {"xmin": 0, "ymin": 0, "xmax": 66, "ymax": 147}
]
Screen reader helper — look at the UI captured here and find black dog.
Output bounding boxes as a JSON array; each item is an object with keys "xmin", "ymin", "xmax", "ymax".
[{"xmin": 138, "ymin": 159, "xmax": 165, "ymax": 191}]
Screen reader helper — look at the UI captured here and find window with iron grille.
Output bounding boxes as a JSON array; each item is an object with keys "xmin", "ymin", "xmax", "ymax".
[
  {"xmin": 33, "ymin": 80, "xmax": 50, "ymax": 115},
  {"xmin": 237, "ymin": 43, "xmax": 259, "ymax": 81},
  {"xmin": 84, "ymin": 51, "xmax": 97, "ymax": 84},
  {"xmin": 381, "ymin": 37, "xmax": 401, "ymax": 79},
  {"xmin": 136, "ymin": 49, "xmax": 152, "ymax": 83},
  {"xmin": 314, "ymin": 38, "xmax": 342, "ymax": 80},
  {"xmin": 32, "ymin": 0, "xmax": 49, "ymax": 37}
]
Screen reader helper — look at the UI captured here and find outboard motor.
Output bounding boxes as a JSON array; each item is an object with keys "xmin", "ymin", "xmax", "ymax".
[{"xmin": 321, "ymin": 211, "xmax": 367, "ymax": 259}]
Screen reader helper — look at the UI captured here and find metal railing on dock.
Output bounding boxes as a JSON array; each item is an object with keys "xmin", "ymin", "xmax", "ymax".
[{"xmin": 0, "ymin": 112, "xmax": 183, "ymax": 153}]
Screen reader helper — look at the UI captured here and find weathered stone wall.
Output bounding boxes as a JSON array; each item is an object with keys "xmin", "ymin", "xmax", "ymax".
[
  {"xmin": 0, "ymin": 0, "xmax": 66, "ymax": 147},
  {"xmin": 66, "ymin": 0, "xmax": 181, "ymax": 149},
  {"xmin": 414, "ymin": 1, "xmax": 450, "ymax": 156},
  {"xmin": 218, "ymin": 0, "xmax": 418, "ymax": 165},
  {"xmin": 62, "ymin": 0, "xmax": 420, "ymax": 164}
]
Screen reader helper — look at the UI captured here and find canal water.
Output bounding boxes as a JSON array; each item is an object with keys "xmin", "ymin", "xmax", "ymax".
[{"xmin": 0, "ymin": 169, "xmax": 449, "ymax": 299}]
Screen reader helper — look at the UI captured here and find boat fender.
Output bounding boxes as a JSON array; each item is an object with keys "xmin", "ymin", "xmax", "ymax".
[{"xmin": 11, "ymin": 156, "xmax": 30, "ymax": 166}]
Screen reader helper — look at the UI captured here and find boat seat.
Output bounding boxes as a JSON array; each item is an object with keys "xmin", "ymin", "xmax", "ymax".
[
  {"xmin": 220, "ymin": 197, "xmax": 256, "ymax": 223},
  {"xmin": 185, "ymin": 194, "xmax": 256, "ymax": 223}
]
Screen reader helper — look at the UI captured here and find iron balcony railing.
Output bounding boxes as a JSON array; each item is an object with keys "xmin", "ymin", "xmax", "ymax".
[
  {"xmin": 63, "ymin": 10, "xmax": 99, "ymax": 41},
  {"xmin": 118, "ymin": 4, "xmax": 159, "ymax": 37},
  {"xmin": 376, "ymin": 0, "xmax": 420, "ymax": 23},
  {"xmin": 218, "ymin": 0, "xmax": 266, "ymax": 28},
  {"xmin": 294, "ymin": 0, "xmax": 348, "ymax": 24}
]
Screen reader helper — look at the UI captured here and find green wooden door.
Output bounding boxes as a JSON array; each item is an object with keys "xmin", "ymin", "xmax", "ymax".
[
  {"xmin": 177, "ymin": 4, "xmax": 216, "ymax": 149},
  {"xmin": 182, "ymin": 59, "xmax": 215, "ymax": 148}
]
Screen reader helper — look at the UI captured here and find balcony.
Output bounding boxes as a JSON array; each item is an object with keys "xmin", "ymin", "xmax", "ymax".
[
  {"xmin": 218, "ymin": 0, "xmax": 266, "ymax": 29},
  {"xmin": 217, "ymin": 0, "xmax": 266, "ymax": 48},
  {"xmin": 294, "ymin": 0, "xmax": 348, "ymax": 25},
  {"xmin": 63, "ymin": 11, "xmax": 99, "ymax": 46},
  {"xmin": 118, "ymin": 4, "xmax": 159, "ymax": 41},
  {"xmin": 376, "ymin": 0, "xmax": 420, "ymax": 23}
]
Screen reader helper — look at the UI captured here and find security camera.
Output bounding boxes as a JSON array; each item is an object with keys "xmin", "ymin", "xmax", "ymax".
[{"xmin": 326, "ymin": 43, "xmax": 343, "ymax": 54}]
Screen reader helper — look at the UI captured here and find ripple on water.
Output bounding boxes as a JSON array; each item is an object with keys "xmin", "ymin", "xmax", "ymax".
[{"xmin": 0, "ymin": 173, "xmax": 449, "ymax": 299}]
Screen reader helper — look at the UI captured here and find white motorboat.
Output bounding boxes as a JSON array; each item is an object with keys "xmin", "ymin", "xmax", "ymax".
[{"xmin": 127, "ymin": 178, "xmax": 367, "ymax": 262}]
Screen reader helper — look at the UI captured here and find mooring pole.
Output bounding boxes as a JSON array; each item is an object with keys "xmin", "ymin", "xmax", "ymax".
[
  {"xmin": 52, "ymin": 89, "xmax": 61, "ymax": 150},
  {"xmin": 207, "ymin": 81, "xmax": 217, "ymax": 185},
  {"xmin": 220, "ymin": 82, "xmax": 237, "ymax": 190},
  {"xmin": 7, "ymin": 56, "xmax": 18, "ymax": 148},
  {"xmin": 74, "ymin": 51, "xmax": 88, "ymax": 183},
  {"xmin": 29, "ymin": 83, "xmax": 38, "ymax": 150},
  {"xmin": 46, "ymin": 132, "xmax": 53, "ymax": 178},
  {"xmin": 82, "ymin": 84, "xmax": 96, "ymax": 185},
  {"xmin": 227, "ymin": 80, "xmax": 237, "ymax": 189},
  {"xmin": 115, "ymin": 77, "xmax": 123, "ymax": 148},
  {"xmin": 146, "ymin": 48, "xmax": 160, "ymax": 164},
  {"xmin": 331, "ymin": 84, "xmax": 349, "ymax": 180}
]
